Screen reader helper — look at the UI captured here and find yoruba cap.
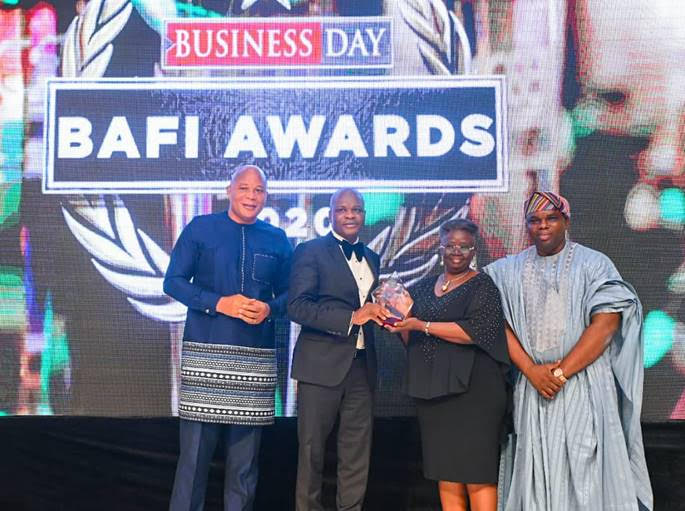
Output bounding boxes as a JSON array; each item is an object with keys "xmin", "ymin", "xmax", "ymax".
[{"xmin": 524, "ymin": 191, "xmax": 571, "ymax": 219}]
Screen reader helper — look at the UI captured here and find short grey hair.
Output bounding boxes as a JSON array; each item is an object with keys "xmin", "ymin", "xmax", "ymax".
[
  {"xmin": 439, "ymin": 218, "xmax": 479, "ymax": 238},
  {"xmin": 230, "ymin": 165, "xmax": 267, "ymax": 185}
]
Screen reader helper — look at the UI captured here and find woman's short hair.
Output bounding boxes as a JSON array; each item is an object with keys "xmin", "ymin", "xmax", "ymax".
[{"xmin": 439, "ymin": 218, "xmax": 479, "ymax": 238}]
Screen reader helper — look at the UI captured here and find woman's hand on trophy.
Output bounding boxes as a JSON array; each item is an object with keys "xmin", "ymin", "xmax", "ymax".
[{"xmin": 384, "ymin": 316, "xmax": 421, "ymax": 333}]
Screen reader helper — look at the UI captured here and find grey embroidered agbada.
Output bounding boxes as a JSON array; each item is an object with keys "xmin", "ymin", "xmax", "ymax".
[{"xmin": 485, "ymin": 241, "xmax": 652, "ymax": 511}]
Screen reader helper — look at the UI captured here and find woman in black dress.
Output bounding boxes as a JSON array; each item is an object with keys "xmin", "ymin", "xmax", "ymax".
[{"xmin": 386, "ymin": 219, "xmax": 510, "ymax": 511}]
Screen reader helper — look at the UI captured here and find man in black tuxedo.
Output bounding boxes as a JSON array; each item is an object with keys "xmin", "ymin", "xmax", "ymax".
[{"xmin": 288, "ymin": 188, "xmax": 389, "ymax": 511}]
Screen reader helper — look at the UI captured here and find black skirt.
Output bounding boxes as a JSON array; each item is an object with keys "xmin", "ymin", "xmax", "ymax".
[{"xmin": 415, "ymin": 350, "xmax": 508, "ymax": 483}]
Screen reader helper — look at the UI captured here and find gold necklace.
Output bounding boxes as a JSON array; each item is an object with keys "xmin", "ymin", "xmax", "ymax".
[{"xmin": 440, "ymin": 270, "xmax": 472, "ymax": 292}]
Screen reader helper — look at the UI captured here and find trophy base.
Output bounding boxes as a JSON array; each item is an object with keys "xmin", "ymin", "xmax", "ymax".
[{"xmin": 383, "ymin": 317, "xmax": 401, "ymax": 326}]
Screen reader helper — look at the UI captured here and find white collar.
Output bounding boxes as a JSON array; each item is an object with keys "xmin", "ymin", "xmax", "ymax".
[{"xmin": 331, "ymin": 229, "xmax": 359, "ymax": 245}]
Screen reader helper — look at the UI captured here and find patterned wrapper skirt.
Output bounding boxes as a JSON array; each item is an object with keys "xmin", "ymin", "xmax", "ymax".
[{"xmin": 178, "ymin": 341, "xmax": 277, "ymax": 426}]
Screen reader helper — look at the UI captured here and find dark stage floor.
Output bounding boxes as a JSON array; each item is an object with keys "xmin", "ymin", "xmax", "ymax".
[{"xmin": 0, "ymin": 418, "xmax": 683, "ymax": 510}]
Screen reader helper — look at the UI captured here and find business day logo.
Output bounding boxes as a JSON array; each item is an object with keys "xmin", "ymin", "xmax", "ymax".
[{"xmin": 161, "ymin": 17, "xmax": 393, "ymax": 70}]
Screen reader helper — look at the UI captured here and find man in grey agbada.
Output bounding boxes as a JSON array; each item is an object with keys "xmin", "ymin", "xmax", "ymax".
[{"xmin": 485, "ymin": 191, "xmax": 652, "ymax": 510}]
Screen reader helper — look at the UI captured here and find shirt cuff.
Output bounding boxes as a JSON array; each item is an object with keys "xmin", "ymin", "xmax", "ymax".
[
  {"xmin": 200, "ymin": 290, "xmax": 221, "ymax": 316},
  {"xmin": 347, "ymin": 311, "xmax": 355, "ymax": 335}
]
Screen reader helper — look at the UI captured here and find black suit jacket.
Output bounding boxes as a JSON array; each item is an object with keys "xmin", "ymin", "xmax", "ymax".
[{"xmin": 288, "ymin": 233, "xmax": 380, "ymax": 388}]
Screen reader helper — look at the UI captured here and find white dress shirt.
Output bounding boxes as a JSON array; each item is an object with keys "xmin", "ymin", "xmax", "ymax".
[{"xmin": 331, "ymin": 230, "xmax": 374, "ymax": 349}]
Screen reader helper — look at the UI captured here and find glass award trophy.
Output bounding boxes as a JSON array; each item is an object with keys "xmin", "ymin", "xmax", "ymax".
[{"xmin": 371, "ymin": 272, "xmax": 414, "ymax": 326}]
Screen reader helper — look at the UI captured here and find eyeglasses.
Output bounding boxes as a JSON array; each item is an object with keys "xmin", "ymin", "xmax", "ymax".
[{"xmin": 440, "ymin": 244, "xmax": 475, "ymax": 256}]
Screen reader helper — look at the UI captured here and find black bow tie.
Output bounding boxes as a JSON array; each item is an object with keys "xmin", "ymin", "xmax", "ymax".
[{"xmin": 338, "ymin": 239, "xmax": 365, "ymax": 262}]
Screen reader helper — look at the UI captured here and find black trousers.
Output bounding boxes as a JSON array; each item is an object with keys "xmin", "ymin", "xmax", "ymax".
[
  {"xmin": 169, "ymin": 419, "xmax": 262, "ymax": 511},
  {"xmin": 295, "ymin": 357, "xmax": 373, "ymax": 511}
]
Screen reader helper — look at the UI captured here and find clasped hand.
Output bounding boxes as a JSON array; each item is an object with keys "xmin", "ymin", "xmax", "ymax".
[
  {"xmin": 352, "ymin": 302, "xmax": 391, "ymax": 326},
  {"xmin": 216, "ymin": 294, "xmax": 270, "ymax": 324},
  {"xmin": 526, "ymin": 361, "xmax": 566, "ymax": 400}
]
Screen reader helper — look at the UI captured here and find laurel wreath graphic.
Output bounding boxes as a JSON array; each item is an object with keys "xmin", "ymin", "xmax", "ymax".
[
  {"xmin": 399, "ymin": 0, "xmax": 472, "ymax": 75},
  {"xmin": 61, "ymin": 0, "xmax": 133, "ymax": 77},
  {"xmin": 62, "ymin": 198, "xmax": 187, "ymax": 322}
]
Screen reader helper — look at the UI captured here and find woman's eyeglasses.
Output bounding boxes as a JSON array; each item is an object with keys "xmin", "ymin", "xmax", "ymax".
[{"xmin": 440, "ymin": 245, "xmax": 475, "ymax": 256}]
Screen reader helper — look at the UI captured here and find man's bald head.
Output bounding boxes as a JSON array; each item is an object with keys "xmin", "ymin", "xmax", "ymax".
[
  {"xmin": 230, "ymin": 164, "xmax": 267, "ymax": 186},
  {"xmin": 329, "ymin": 188, "xmax": 364, "ymax": 211}
]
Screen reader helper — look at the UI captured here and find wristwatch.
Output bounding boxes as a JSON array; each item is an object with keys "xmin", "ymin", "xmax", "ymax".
[{"xmin": 552, "ymin": 367, "xmax": 568, "ymax": 383}]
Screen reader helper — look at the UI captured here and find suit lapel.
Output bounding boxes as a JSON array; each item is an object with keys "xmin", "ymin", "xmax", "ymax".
[
  {"xmin": 325, "ymin": 233, "xmax": 361, "ymax": 306},
  {"xmin": 364, "ymin": 246, "xmax": 379, "ymax": 281}
]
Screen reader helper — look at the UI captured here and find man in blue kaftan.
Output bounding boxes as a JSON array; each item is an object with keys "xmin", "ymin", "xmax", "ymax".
[
  {"xmin": 485, "ymin": 191, "xmax": 652, "ymax": 511},
  {"xmin": 164, "ymin": 165, "xmax": 292, "ymax": 511}
]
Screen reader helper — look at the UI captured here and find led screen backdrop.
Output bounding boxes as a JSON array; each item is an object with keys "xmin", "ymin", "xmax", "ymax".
[{"xmin": 0, "ymin": 0, "xmax": 683, "ymax": 421}]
